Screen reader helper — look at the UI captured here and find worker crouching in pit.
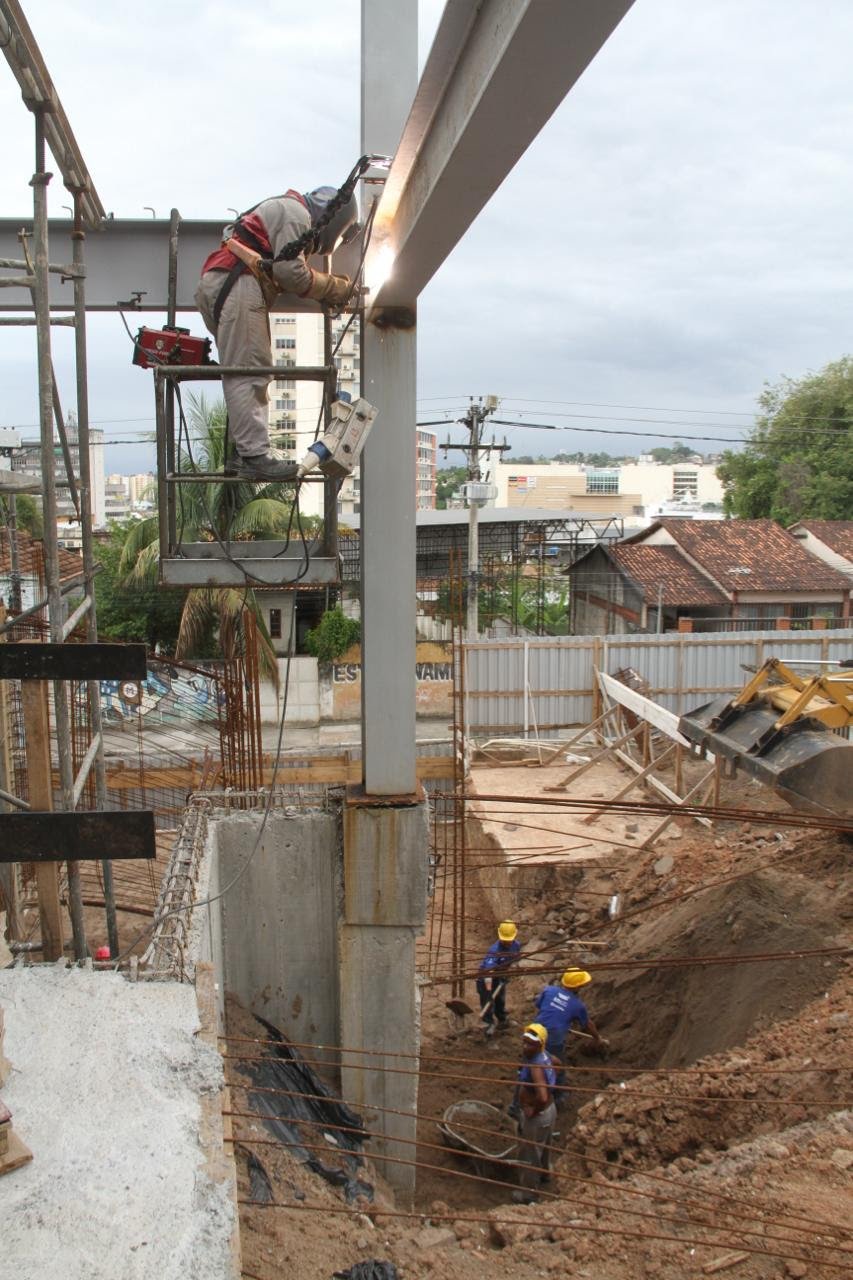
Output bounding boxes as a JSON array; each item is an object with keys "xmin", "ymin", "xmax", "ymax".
[
  {"xmin": 512, "ymin": 1023, "xmax": 558, "ymax": 1204},
  {"xmin": 476, "ymin": 920, "xmax": 521, "ymax": 1038}
]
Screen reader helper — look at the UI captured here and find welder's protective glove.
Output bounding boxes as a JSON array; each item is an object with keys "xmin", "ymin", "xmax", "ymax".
[{"xmin": 306, "ymin": 271, "xmax": 352, "ymax": 306}]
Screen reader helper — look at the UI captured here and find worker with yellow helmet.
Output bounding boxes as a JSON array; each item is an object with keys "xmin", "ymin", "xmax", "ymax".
[
  {"xmin": 534, "ymin": 968, "xmax": 606, "ymax": 1101},
  {"xmin": 511, "ymin": 1022, "xmax": 558, "ymax": 1203},
  {"xmin": 476, "ymin": 920, "xmax": 521, "ymax": 1038}
]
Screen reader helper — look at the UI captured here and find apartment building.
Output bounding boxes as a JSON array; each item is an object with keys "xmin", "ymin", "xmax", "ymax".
[
  {"xmin": 13, "ymin": 418, "xmax": 105, "ymax": 530},
  {"xmin": 268, "ymin": 313, "xmax": 435, "ymax": 517},
  {"xmin": 491, "ymin": 459, "xmax": 724, "ymax": 523}
]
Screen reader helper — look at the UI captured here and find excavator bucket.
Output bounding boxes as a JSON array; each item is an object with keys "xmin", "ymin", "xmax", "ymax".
[{"xmin": 679, "ymin": 694, "xmax": 853, "ymax": 820}]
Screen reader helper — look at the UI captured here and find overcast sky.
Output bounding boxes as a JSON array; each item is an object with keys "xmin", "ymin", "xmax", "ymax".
[{"xmin": 2, "ymin": 0, "xmax": 853, "ymax": 473}]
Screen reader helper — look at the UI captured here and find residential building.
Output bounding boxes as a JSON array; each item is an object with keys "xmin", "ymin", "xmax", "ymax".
[
  {"xmin": 267, "ymin": 314, "xmax": 434, "ymax": 517},
  {"xmin": 0, "ymin": 527, "xmax": 83, "ymax": 615},
  {"xmin": 12, "ymin": 418, "xmax": 106, "ymax": 528},
  {"xmin": 492, "ymin": 459, "xmax": 724, "ymax": 524},
  {"xmin": 568, "ymin": 518, "xmax": 851, "ymax": 635},
  {"xmin": 128, "ymin": 472, "xmax": 156, "ymax": 507},
  {"xmin": 788, "ymin": 520, "xmax": 853, "ymax": 579},
  {"xmin": 104, "ymin": 474, "xmax": 132, "ymax": 524}
]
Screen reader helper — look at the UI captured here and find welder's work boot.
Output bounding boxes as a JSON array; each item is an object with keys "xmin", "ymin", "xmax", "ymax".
[{"xmin": 236, "ymin": 450, "xmax": 299, "ymax": 482}]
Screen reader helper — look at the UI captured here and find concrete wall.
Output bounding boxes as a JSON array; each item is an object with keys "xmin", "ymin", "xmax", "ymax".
[
  {"xmin": 258, "ymin": 656, "xmax": 321, "ymax": 724},
  {"xmin": 214, "ymin": 810, "xmax": 342, "ymax": 1059}
]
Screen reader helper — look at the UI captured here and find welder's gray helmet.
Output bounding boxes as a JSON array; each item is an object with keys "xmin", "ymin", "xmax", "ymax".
[{"xmin": 304, "ymin": 186, "xmax": 360, "ymax": 254}]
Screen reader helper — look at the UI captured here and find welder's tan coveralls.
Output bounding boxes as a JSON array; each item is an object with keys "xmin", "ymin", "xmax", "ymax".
[{"xmin": 194, "ymin": 194, "xmax": 315, "ymax": 459}]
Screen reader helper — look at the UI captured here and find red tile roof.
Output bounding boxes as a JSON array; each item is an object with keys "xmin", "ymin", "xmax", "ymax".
[
  {"xmin": 609, "ymin": 544, "xmax": 726, "ymax": 606},
  {"xmin": 638, "ymin": 519, "xmax": 850, "ymax": 594},
  {"xmin": 796, "ymin": 520, "xmax": 853, "ymax": 562},
  {"xmin": 0, "ymin": 528, "xmax": 83, "ymax": 582}
]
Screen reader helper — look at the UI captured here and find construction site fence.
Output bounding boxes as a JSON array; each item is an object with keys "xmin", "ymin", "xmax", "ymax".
[{"xmin": 461, "ymin": 627, "xmax": 853, "ymax": 738}]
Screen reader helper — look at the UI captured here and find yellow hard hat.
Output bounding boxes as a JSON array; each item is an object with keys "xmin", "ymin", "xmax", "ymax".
[
  {"xmin": 497, "ymin": 920, "xmax": 518, "ymax": 942},
  {"xmin": 561, "ymin": 968, "xmax": 591, "ymax": 989},
  {"xmin": 523, "ymin": 1023, "xmax": 547, "ymax": 1046}
]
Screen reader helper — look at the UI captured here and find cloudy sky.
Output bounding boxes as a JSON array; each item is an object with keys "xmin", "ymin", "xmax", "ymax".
[{"xmin": 2, "ymin": 0, "xmax": 853, "ymax": 473}]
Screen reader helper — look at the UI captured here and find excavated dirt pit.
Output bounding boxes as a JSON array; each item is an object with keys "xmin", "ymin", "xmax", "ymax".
[{"xmin": 229, "ymin": 758, "xmax": 852, "ymax": 1279}]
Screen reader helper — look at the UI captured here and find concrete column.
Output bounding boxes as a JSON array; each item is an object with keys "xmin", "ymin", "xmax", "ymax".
[{"xmin": 340, "ymin": 797, "xmax": 428, "ymax": 1199}]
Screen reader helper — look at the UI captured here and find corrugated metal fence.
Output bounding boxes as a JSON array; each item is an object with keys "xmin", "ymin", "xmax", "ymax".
[{"xmin": 463, "ymin": 628, "xmax": 853, "ymax": 736}]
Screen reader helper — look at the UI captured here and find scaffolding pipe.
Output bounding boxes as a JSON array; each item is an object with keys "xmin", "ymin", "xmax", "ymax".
[
  {"xmin": 31, "ymin": 108, "xmax": 88, "ymax": 959},
  {"xmin": 72, "ymin": 189, "xmax": 118, "ymax": 957},
  {"xmin": 19, "ymin": 230, "xmax": 81, "ymax": 519},
  {"xmin": 0, "ymin": 570, "xmax": 87, "ymax": 635},
  {"xmin": 60, "ymin": 593, "xmax": 91, "ymax": 638},
  {"xmin": 0, "ymin": 315, "xmax": 75, "ymax": 326},
  {"xmin": 71, "ymin": 730, "xmax": 102, "ymax": 807}
]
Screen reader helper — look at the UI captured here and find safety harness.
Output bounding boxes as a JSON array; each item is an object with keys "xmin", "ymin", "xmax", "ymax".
[{"xmin": 211, "ymin": 157, "xmax": 371, "ymax": 325}]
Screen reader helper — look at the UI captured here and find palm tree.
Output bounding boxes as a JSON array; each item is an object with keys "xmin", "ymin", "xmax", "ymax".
[{"xmin": 119, "ymin": 394, "xmax": 303, "ymax": 683}]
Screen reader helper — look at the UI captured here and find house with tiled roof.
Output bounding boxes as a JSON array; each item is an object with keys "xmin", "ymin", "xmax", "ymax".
[
  {"xmin": 567, "ymin": 519, "xmax": 851, "ymax": 634},
  {"xmin": 788, "ymin": 520, "xmax": 853, "ymax": 580},
  {"xmin": 0, "ymin": 527, "xmax": 83, "ymax": 615}
]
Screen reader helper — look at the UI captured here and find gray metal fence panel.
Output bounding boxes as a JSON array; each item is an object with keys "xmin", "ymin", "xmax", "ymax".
[{"xmin": 463, "ymin": 628, "xmax": 853, "ymax": 737}]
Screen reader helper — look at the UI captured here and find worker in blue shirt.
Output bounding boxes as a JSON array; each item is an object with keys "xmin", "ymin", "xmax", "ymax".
[
  {"xmin": 476, "ymin": 921, "xmax": 521, "ymax": 1037},
  {"xmin": 535, "ymin": 968, "xmax": 604, "ymax": 1061}
]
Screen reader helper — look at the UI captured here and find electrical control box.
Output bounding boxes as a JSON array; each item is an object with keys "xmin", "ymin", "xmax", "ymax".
[{"xmin": 299, "ymin": 397, "xmax": 378, "ymax": 479}]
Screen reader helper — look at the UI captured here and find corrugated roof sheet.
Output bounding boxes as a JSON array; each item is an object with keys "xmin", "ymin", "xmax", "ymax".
[
  {"xmin": 649, "ymin": 519, "xmax": 849, "ymax": 593},
  {"xmin": 796, "ymin": 520, "xmax": 853, "ymax": 562},
  {"xmin": 609, "ymin": 544, "xmax": 726, "ymax": 605}
]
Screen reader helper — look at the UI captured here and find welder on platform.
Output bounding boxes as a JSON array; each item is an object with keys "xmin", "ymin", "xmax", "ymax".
[
  {"xmin": 476, "ymin": 920, "xmax": 521, "ymax": 1037},
  {"xmin": 512, "ymin": 1022, "xmax": 557, "ymax": 1203},
  {"xmin": 194, "ymin": 186, "xmax": 358, "ymax": 482}
]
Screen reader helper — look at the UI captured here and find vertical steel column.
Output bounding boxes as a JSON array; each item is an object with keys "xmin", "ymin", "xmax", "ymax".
[
  {"xmin": 360, "ymin": 0, "xmax": 418, "ymax": 795},
  {"xmin": 31, "ymin": 110, "xmax": 87, "ymax": 957},
  {"xmin": 165, "ymin": 210, "xmax": 179, "ymax": 551},
  {"xmin": 321, "ymin": 304, "xmax": 338, "ymax": 559},
  {"xmin": 72, "ymin": 191, "xmax": 118, "ymax": 957}
]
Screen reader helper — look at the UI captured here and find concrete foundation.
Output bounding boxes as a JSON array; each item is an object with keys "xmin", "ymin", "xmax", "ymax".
[
  {"xmin": 198, "ymin": 795, "xmax": 430, "ymax": 1200},
  {"xmin": 213, "ymin": 810, "xmax": 342, "ymax": 1060},
  {"xmin": 340, "ymin": 798, "xmax": 429, "ymax": 1199}
]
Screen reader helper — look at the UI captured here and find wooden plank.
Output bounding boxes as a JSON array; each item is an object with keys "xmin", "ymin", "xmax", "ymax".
[
  {"xmin": 0, "ymin": 811, "xmax": 156, "ymax": 862},
  {"xmin": 0, "ymin": 1127, "xmax": 34, "ymax": 1177},
  {"xmin": 20, "ymin": 681, "xmax": 64, "ymax": 960},
  {"xmin": 0, "ymin": 642, "xmax": 147, "ymax": 682},
  {"xmin": 597, "ymin": 670, "xmax": 691, "ymax": 745}
]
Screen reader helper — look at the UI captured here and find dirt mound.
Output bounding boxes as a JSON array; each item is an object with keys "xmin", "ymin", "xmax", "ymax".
[
  {"xmin": 591, "ymin": 866, "xmax": 844, "ymax": 1068},
  {"xmin": 573, "ymin": 976, "xmax": 853, "ymax": 1176}
]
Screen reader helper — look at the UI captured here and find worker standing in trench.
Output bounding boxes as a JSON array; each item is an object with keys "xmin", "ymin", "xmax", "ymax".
[
  {"xmin": 195, "ymin": 185, "xmax": 358, "ymax": 481},
  {"xmin": 533, "ymin": 968, "xmax": 606, "ymax": 1103},
  {"xmin": 476, "ymin": 920, "xmax": 521, "ymax": 1038},
  {"xmin": 512, "ymin": 1023, "xmax": 558, "ymax": 1204}
]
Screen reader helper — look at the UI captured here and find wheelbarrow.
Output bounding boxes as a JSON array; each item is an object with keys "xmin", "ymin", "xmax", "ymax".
[{"xmin": 438, "ymin": 1099, "xmax": 518, "ymax": 1178}]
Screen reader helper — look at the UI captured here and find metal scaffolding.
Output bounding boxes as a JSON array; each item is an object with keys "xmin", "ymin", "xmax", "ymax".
[{"xmin": 0, "ymin": 0, "xmax": 115, "ymax": 958}]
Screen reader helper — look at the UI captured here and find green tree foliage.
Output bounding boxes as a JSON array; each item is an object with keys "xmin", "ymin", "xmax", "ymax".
[
  {"xmin": 13, "ymin": 493, "xmax": 44, "ymax": 540},
  {"xmin": 95, "ymin": 522, "xmax": 185, "ymax": 649},
  {"xmin": 435, "ymin": 466, "xmax": 467, "ymax": 509},
  {"xmin": 717, "ymin": 357, "xmax": 853, "ymax": 522},
  {"xmin": 648, "ymin": 442, "xmax": 696, "ymax": 464},
  {"xmin": 117, "ymin": 394, "xmax": 300, "ymax": 681},
  {"xmin": 304, "ymin": 607, "xmax": 361, "ymax": 662}
]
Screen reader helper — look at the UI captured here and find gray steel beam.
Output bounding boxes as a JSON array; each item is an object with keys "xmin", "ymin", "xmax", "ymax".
[
  {"xmin": 0, "ymin": 218, "xmax": 362, "ymax": 313},
  {"xmin": 160, "ymin": 542, "xmax": 339, "ymax": 588},
  {"xmin": 361, "ymin": 0, "xmax": 419, "ymax": 796},
  {"xmin": 368, "ymin": 0, "xmax": 635, "ymax": 309}
]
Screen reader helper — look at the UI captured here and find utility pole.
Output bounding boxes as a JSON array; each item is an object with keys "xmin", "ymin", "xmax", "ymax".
[{"xmin": 440, "ymin": 396, "xmax": 507, "ymax": 638}]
